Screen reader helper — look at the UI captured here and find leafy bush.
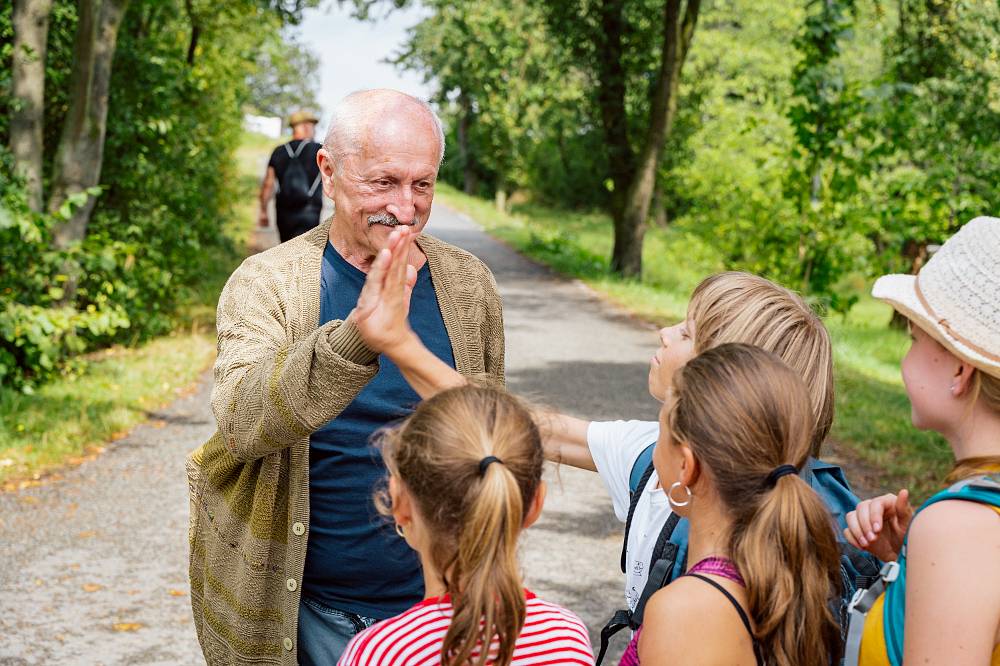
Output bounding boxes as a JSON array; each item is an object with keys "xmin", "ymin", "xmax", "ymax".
[{"xmin": 0, "ymin": 153, "xmax": 130, "ymax": 390}]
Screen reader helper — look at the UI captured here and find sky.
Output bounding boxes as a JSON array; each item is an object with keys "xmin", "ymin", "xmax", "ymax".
[{"xmin": 295, "ymin": 2, "xmax": 434, "ymax": 134}]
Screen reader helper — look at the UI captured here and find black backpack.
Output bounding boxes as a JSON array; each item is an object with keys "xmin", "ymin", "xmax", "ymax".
[
  {"xmin": 595, "ymin": 447, "xmax": 882, "ymax": 665},
  {"xmin": 276, "ymin": 140, "xmax": 321, "ymax": 208}
]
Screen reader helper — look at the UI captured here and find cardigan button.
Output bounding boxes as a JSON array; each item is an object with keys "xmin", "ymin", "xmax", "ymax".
[
  {"xmin": 292, "ymin": 522, "xmax": 305, "ymax": 536},
  {"xmin": 283, "ymin": 637, "xmax": 293, "ymax": 651},
  {"xmin": 286, "ymin": 578, "xmax": 297, "ymax": 592}
]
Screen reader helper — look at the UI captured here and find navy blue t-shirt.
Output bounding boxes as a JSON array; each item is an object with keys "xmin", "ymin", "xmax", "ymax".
[{"xmin": 302, "ymin": 241, "xmax": 456, "ymax": 619}]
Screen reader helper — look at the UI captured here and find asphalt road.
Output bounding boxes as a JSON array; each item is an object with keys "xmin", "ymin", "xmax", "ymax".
[{"xmin": 0, "ymin": 203, "xmax": 662, "ymax": 664}]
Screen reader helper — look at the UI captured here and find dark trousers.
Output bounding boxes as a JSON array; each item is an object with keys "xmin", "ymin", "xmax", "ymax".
[{"xmin": 276, "ymin": 207, "xmax": 322, "ymax": 243}]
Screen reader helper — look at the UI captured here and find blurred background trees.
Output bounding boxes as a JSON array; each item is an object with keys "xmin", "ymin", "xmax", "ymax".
[
  {"xmin": 1, "ymin": 0, "xmax": 320, "ymax": 390},
  {"xmin": 395, "ymin": 0, "xmax": 999, "ymax": 296},
  {"xmin": 2, "ymin": 0, "xmax": 998, "ymax": 390}
]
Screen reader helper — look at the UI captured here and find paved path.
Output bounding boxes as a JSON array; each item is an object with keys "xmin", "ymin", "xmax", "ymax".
[{"xmin": 0, "ymin": 203, "xmax": 660, "ymax": 664}]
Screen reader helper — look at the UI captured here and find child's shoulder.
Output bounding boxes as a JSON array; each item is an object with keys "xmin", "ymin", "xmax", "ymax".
[{"xmin": 520, "ymin": 594, "xmax": 595, "ymax": 664}]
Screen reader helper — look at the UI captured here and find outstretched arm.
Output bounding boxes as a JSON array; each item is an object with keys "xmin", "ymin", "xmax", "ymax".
[
  {"xmin": 353, "ymin": 231, "xmax": 597, "ymax": 471},
  {"xmin": 534, "ymin": 411, "xmax": 596, "ymax": 471}
]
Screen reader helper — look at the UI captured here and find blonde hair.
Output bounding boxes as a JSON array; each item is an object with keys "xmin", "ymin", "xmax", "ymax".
[
  {"xmin": 687, "ymin": 272, "xmax": 834, "ymax": 455},
  {"xmin": 668, "ymin": 344, "xmax": 842, "ymax": 665},
  {"xmin": 378, "ymin": 386, "xmax": 543, "ymax": 666},
  {"xmin": 946, "ymin": 370, "xmax": 1000, "ymax": 482}
]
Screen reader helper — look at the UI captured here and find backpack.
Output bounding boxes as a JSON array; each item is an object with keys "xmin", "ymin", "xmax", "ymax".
[
  {"xmin": 276, "ymin": 140, "xmax": 321, "ymax": 208},
  {"xmin": 843, "ymin": 473, "xmax": 1000, "ymax": 666},
  {"xmin": 595, "ymin": 444, "xmax": 882, "ymax": 665}
]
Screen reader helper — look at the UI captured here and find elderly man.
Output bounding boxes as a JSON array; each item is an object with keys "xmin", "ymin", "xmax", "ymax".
[{"xmin": 186, "ymin": 89, "xmax": 505, "ymax": 665}]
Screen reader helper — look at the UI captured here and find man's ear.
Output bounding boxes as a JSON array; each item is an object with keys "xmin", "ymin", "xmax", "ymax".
[
  {"xmin": 523, "ymin": 480, "xmax": 547, "ymax": 530},
  {"xmin": 678, "ymin": 445, "xmax": 699, "ymax": 488},
  {"xmin": 317, "ymin": 148, "xmax": 337, "ymax": 199},
  {"xmin": 952, "ymin": 361, "xmax": 977, "ymax": 398},
  {"xmin": 389, "ymin": 475, "xmax": 413, "ymax": 528}
]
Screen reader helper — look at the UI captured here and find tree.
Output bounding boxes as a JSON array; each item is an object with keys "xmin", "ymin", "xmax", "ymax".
[
  {"xmin": 395, "ymin": 0, "xmax": 578, "ymax": 211},
  {"xmin": 47, "ymin": 0, "xmax": 131, "ymax": 253},
  {"xmin": 542, "ymin": 0, "xmax": 701, "ymax": 278},
  {"xmin": 246, "ymin": 32, "xmax": 320, "ymax": 122},
  {"xmin": 9, "ymin": 0, "xmax": 54, "ymax": 212}
]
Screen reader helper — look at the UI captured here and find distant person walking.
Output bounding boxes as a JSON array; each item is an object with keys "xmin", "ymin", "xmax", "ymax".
[{"xmin": 259, "ymin": 110, "xmax": 324, "ymax": 242}]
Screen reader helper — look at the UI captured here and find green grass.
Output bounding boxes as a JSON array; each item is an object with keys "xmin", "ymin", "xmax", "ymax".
[
  {"xmin": 436, "ymin": 184, "xmax": 954, "ymax": 499},
  {"xmin": 0, "ymin": 334, "xmax": 216, "ymax": 488},
  {"xmin": 0, "ymin": 132, "xmax": 272, "ymax": 488}
]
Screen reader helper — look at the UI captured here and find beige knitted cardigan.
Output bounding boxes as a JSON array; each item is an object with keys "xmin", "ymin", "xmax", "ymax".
[{"xmin": 186, "ymin": 219, "xmax": 505, "ymax": 665}]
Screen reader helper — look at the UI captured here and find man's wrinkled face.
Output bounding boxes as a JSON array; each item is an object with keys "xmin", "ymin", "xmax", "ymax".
[{"xmin": 320, "ymin": 114, "xmax": 440, "ymax": 258}]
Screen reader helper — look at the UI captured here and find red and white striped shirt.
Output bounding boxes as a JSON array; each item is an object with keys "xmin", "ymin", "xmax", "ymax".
[{"xmin": 338, "ymin": 589, "xmax": 595, "ymax": 666}]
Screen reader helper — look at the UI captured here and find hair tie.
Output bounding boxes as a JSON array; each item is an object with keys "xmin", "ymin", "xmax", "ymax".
[
  {"xmin": 478, "ymin": 455, "xmax": 503, "ymax": 476},
  {"xmin": 764, "ymin": 464, "xmax": 798, "ymax": 488}
]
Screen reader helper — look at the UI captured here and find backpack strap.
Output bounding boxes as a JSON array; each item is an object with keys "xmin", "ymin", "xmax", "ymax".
[
  {"xmin": 598, "ymin": 511, "xmax": 685, "ymax": 664},
  {"xmin": 621, "ymin": 443, "xmax": 655, "ymax": 573},
  {"xmin": 631, "ymin": 513, "xmax": 682, "ymax": 626},
  {"xmin": 307, "ymin": 173, "xmax": 322, "ymax": 198},
  {"xmin": 843, "ymin": 560, "xmax": 900, "ymax": 666},
  {"xmin": 596, "ymin": 610, "xmax": 632, "ymax": 666}
]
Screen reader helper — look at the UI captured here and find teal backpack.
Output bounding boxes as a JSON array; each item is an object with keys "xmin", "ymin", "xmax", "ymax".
[{"xmin": 844, "ymin": 473, "xmax": 1000, "ymax": 666}]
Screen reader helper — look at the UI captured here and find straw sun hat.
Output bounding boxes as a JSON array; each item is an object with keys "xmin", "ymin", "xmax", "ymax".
[
  {"xmin": 872, "ymin": 216, "xmax": 1000, "ymax": 379},
  {"xmin": 288, "ymin": 110, "xmax": 319, "ymax": 126}
]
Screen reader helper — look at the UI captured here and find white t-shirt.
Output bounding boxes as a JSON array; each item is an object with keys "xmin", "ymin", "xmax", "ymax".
[{"xmin": 587, "ymin": 420, "xmax": 672, "ymax": 612}]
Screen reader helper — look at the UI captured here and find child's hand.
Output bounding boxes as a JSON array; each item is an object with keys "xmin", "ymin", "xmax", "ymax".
[
  {"xmin": 351, "ymin": 228, "xmax": 418, "ymax": 354},
  {"xmin": 844, "ymin": 489, "xmax": 913, "ymax": 562}
]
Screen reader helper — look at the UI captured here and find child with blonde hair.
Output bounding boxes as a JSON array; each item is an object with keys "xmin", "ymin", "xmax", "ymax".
[
  {"xmin": 338, "ymin": 386, "xmax": 594, "ymax": 666},
  {"xmin": 843, "ymin": 216, "xmax": 1000, "ymax": 665}
]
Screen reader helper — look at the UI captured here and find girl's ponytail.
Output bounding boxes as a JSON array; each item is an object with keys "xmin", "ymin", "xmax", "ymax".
[
  {"xmin": 668, "ymin": 344, "xmax": 843, "ymax": 666},
  {"xmin": 732, "ymin": 474, "xmax": 842, "ymax": 665},
  {"xmin": 379, "ymin": 387, "xmax": 544, "ymax": 666},
  {"xmin": 444, "ymin": 461, "xmax": 525, "ymax": 666}
]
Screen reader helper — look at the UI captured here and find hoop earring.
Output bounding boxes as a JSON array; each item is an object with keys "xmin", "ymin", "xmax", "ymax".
[
  {"xmin": 395, "ymin": 523, "xmax": 405, "ymax": 538},
  {"xmin": 667, "ymin": 481, "xmax": 692, "ymax": 508}
]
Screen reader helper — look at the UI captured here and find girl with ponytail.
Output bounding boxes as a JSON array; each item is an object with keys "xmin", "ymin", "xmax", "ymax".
[
  {"xmin": 624, "ymin": 343, "xmax": 842, "ymax": 666},
  {"xmin": 338, "ymin": 385, "xmax": 595, "ymax": 666}
]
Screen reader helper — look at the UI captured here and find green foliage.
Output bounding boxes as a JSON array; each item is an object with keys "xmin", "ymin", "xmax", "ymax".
[
  {"xmin": 247, "ymin": 32, "xmax": 320, "ymax": 121},
  {"xmin": 398, "ymin": 0, "xmax": 999, "ymax": 318},
  {"xmin": 0, "ymin": 0, "xmax": 318, "ymax": 391},
  {"xmin": 0, "ymin": 153, "xmax": 130, "ymax": 391},
  {"xmin": 396, "ymin": 0, "xmax": 601, "ymax": 206}
]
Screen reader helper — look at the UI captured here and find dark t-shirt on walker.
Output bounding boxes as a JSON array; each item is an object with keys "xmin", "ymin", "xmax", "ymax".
[{"xmin": 302, "ymin": 240, "xmax": 456, "ymax": 619}]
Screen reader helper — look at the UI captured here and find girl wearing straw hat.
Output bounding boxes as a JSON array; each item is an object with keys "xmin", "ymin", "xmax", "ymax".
[{"xmin": 843, "ymin": 216, "xmax": 1000, "ymax": 665}]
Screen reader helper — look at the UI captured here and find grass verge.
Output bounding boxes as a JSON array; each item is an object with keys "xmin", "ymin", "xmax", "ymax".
[
  {"xmin": 436, "ymin": 184, "xmax": 953, "ymax": 499},
  {"xmin": 0, "ymin": 132, "xmax": 271, "ymax": 489}
]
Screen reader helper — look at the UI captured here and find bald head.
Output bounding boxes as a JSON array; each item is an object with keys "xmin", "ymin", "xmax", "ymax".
[{"xmin": 323, "ymin": 89, "xmax": 445, "ymax": 173}]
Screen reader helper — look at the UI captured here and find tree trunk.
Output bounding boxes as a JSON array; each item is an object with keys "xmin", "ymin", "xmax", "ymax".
[
  {"xmin": 651, "ymin": 186, "xmax": 668, "ymax": 227},
  {"xmin": 184, "ymin": 0, "xmax": 200, "ymax": 65},
  {"xmin": 614, "ymin": 0, "xmax": 701, "ymax": 277},
  {"xmin": 49, "ymin": 0, "xmax": 131, "ymax": 251},
  {"xmin": 9, "ymin": 0, "xmax": 55, "ymax": 213},
  {"xmin": 594, "ymin": 0, "xmax": 633, "ymax": 226},
  {"xmin": 494, "ymin": 185, "xmax": 508, "ymax": 213},
  {"xmin": 457, "ymin": 92, "xmax": 478, "ymax": 195}
]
